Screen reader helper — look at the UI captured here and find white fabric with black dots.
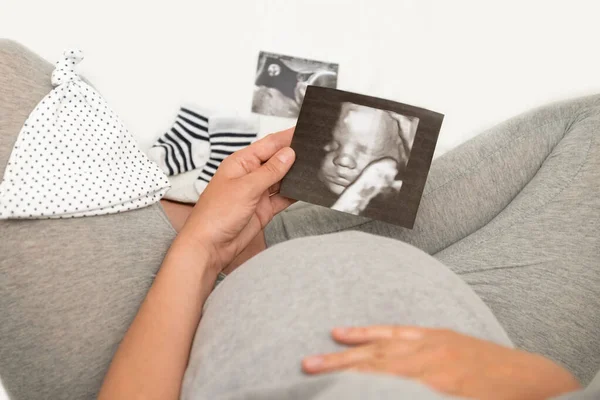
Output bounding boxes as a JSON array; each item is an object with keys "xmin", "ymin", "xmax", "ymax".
[{"xmin": 0, "ymin": 49, "xmax": 170, "ymax": 219}]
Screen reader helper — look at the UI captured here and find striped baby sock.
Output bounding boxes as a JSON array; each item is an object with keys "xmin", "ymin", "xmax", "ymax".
[
  {"xmin": 194, "ymin": 115, "xmax": 259, "ymax": 195},
  {"xmin": 148, "ymin": 106, "xmax": 211, "ymax": 176}
]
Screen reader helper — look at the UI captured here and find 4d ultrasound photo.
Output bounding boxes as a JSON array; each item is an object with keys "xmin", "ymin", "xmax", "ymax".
[
  {"xmin": 252, "ymin": 51, "xmax": 338, "ymax": 118},
  {"xmin": 280, "ymin": 87, "xmax": 444, "ymax": 228}
]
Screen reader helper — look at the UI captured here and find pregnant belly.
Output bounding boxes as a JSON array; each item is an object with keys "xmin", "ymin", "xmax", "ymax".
[{"xmin": 180, "ymin": 232, "xmax": 511, "ymax": 399}]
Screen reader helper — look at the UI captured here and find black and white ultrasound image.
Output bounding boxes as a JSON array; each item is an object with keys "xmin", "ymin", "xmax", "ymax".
[
  {"xmin": 280, "ymin": 87, "xmax": 444, "ymax": 229},
  {"xmin": 252, "ymin": 51, "xmax": 338, "ymax": 118}
]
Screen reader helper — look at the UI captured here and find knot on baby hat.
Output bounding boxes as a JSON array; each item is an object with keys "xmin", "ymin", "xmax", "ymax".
[
  {"xmin": 0, "ymin": 49, "xmax": 170, "ymax": 219},
  {"xmin": 51, "ymin": 49, "xmax": 84, "ymax": 86}
]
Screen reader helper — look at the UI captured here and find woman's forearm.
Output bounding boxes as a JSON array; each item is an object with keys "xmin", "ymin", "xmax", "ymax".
[
  {"xmin": 99, "ymin": 129, "xmax": 296, "ymax": 399},
  {"xmin": 99, "ymin": 235, "xmax": 219, "ymax": 400}
]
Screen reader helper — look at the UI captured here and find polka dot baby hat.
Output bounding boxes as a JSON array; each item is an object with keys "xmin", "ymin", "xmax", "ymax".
[{"xmin": 0, "ymin": 49, "xmax": 170, "ymax": 219}]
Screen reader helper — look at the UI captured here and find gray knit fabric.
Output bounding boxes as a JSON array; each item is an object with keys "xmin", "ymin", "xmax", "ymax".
[
  {"xmin": 182, "ymin": 232, "xmax": 598, "ymax": 399},
  {"xmin": 182, "ymin": 232, "xmax": 513, "ymax": 399}
]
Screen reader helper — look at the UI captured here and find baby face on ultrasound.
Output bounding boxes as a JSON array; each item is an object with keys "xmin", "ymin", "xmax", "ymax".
[{"xmin": 318, "ymin": 103, "xmax": 411, "ymax": 195}]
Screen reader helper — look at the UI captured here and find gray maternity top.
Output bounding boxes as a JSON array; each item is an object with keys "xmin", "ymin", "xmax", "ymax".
[{"xmin": 181, "ymin": 232, "xmax": 600, "ymax": 400}]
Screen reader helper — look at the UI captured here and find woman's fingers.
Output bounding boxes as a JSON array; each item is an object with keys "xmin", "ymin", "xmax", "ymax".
[
  {"xmin": 303, "ymin": 344, "xmax": 379, "ymax": 374},
  {"xmin": 244, "ymin": 147, "xmax": 295, "ymax": 197},
  {"xmin": 346, "ymin": 353, "xmax": 429, "ymax": 378},
  {"xmin": 224, "ymin": 129, "xmax": 294, "ymax": 178},
  {"xmin": 268, "ymin": 182, "xmax": 281, "ymax": 197},
  {"xmin": 234, "ymin": 214, "xmax": 265, "ymax": 256},
  {"xmin": 242, "ymin": 128, "xmax": 294, "ymax": 163},
  {"xmin": 303, "ymin": 327, "xmax": 425, "ymax": 374},
  {"xmin": 270, "ymin": 194, "xmax": 296, "ymax": 215},
  {"xmin": 303, "ymin": 338, "xmax": 433, "ymax": 377},
  {"xmin": 332, "ymin": 326, "xmax": 426, "ymax": 345},
  {"xmin": 303, "ymin": 340, "xmax": 424, "ymax": 374}
]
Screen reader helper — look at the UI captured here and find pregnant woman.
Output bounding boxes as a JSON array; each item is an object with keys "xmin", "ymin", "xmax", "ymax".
[{"xmin": 1, "ymin": 40, "xmax": 599, "ymax": 400}]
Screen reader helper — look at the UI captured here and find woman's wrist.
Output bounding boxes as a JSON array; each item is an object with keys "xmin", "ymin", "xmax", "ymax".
[{"xmin": 167, "ymin": 232, "xmax": 223, "ymax": 279}]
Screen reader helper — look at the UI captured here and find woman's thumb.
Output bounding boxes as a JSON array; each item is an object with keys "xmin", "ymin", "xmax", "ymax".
[{"xmin": 245, "ymin": 147, "xmax": 295, "ymax": 195}]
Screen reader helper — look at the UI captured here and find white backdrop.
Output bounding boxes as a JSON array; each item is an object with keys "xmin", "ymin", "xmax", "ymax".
[{"xmin": 1, "ymin": 0, "xmax": 599, "ymax": 398}]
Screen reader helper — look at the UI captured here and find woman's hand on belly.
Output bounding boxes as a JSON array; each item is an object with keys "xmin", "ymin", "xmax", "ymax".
[
  {"xmin": 302, "ymin": 325, "xmax": 581, "ymax": 400},
  {"xmin": 179, "ymin": 128, "xmax": 296, "ymax": 275}
]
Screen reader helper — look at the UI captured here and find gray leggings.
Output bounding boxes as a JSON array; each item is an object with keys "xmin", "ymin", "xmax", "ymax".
[{"xmin": 264, "ymin": 94, "xmax": 600, "ymax": 383}]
